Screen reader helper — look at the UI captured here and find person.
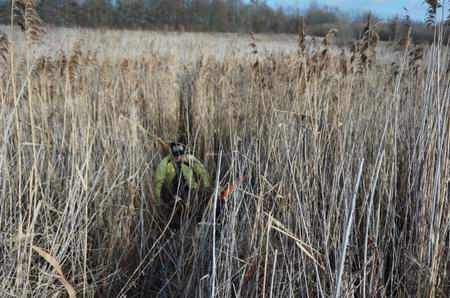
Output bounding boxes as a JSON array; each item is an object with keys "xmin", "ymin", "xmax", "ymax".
[{"xmin": 153, "ymin": 142, "xmax": 210, "ymax": 228}]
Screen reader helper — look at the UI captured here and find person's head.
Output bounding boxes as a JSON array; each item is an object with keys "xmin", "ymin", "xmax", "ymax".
[{"xmin": 170, "ymin": 142, "xmax": 186, "ymax": 162}]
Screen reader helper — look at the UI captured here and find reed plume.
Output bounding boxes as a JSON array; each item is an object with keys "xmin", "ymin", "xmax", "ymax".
[
  {"xmin": 68, "ymin": 41, "xmax": 83, "ymax": 91},
  {"xmin": 424, "ymin": 0, "xmax": 441, "ymax": 26},
  {"xmin": 85, "ymin": 49, "xmax": 98, "ymax": 66},
  {"xmin": 57, "ymin": 49, "xmax": 67, "ymax": 76},
  {"xmin": 350, "ymin": 41, "xmax": 357, "ymax": 64},
  {"xmin": 409, "ymin": 47, "xmax": 424, "ymax": 67},
  {"xmin": 354, "ymin": 16, "xmax": 379, "ymax": 73},
  {"xmin": 339, "ymin": 50, "xmax": 348, "ymax": 76},
  {"xmin": 322, "ymin": 28, "xmax": 338, "ymax": 48},
  {"xmin": 361, "ymin": 16, "xmax": 379, "ymax": 51},
  {"xmin": 0, "ymin": 31, "xmax": 9, "ymax": 64},
  {"xmin": 120, "ymin": 58, "xmax": 130, "ymax": 73},
  {"xmin": 14, "ymin": 0, "xmax": 45, "ymax": 43},
  {"xmin": 388, "ymin": 15, "xmax": 399, "ymax": 42},
  {"xmin": 13, "ymin": 0, "xmax": 26, "ymax": 31},
  {"xmin": 298, "ymin": 16, "xmax": 306, "ymax": 53},
  {"xmin": 249, "ymin": 31, "xmax": 259, "ymax": 69},
  {"xmin": 397, "ymin": 10, "xmax": 411, "ymax": 51}
]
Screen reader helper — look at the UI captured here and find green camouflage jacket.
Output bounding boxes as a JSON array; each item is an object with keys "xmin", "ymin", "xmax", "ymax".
[{"xmin": 153, "ymin": 155, "xmax": 210, "ymax": 201}]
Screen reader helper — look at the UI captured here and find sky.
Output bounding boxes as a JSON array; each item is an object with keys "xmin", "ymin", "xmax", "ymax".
[{"xmin": 267, "ymin": 0, "xmax": 428, "ymax": 21}]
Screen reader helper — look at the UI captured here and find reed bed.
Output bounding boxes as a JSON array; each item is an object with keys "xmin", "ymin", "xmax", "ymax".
[{"xmin": 0, "ymin": 7, "xmax": 449, "ymax": 297}]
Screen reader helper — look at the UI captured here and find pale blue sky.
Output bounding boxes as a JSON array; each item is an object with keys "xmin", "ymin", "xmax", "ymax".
[{"xmin": 267, "ymin": 0, "xmax": 429, "ymax": 21}]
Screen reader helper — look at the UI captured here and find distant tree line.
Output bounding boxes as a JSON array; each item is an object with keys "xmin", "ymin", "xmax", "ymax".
[
  {"xmin": 0, "ymin": 0, "xmax": 301, "ymax": 32},
  {"xmin": 0, "ymin": 0, "xmax": 434, "ymax": 43}
]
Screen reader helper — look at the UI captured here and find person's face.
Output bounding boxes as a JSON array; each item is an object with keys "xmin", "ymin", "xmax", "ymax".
[{"xmin": 174, "ymin": 154, "xmax": 184, "ymax": 162}]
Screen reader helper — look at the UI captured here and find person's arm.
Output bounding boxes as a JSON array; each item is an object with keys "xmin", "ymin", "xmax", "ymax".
[
  {"xmin": 192, "ymin": 158, "xmax": 210, "ymax": 188},
  {"xmin": 154, "ymin": 157, "xmax": 169, "ymax": 201}
]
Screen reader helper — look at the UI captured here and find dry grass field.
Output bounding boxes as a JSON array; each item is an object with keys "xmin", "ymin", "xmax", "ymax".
[{"xmin": 0, "ymin": 7, "xmax": 449, "ymax": 298}]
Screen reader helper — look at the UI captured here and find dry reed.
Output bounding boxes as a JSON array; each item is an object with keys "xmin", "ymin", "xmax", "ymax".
[{"xmin": 0, "ymin": 3, "xmax": 449, "ymax": 298}]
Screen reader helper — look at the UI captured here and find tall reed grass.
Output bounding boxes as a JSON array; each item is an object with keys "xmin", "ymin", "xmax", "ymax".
[{"xmin": 0, "ymin": 5, "xmax": 449, "ymax": 297}]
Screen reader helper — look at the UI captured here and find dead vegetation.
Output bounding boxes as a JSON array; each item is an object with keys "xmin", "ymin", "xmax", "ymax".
[{"xmin": 0, "ymin": 4, "xmax": 449, "ymax": 298}]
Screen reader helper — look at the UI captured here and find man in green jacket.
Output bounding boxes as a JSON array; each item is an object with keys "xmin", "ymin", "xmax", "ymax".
[{"xmin": 154, "ymin": 142, "xmax": 210, "ymax": 226}]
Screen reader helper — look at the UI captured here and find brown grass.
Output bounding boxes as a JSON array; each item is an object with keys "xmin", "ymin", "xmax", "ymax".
[{"xmin": 1, "ymin": 4, "xmax": 450, "ymax": 298}]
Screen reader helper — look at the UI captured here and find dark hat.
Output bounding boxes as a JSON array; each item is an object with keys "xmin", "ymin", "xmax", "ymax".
[{"xmin": 170, "ymin": 142, "xmax": 186, "ymax": 157}]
